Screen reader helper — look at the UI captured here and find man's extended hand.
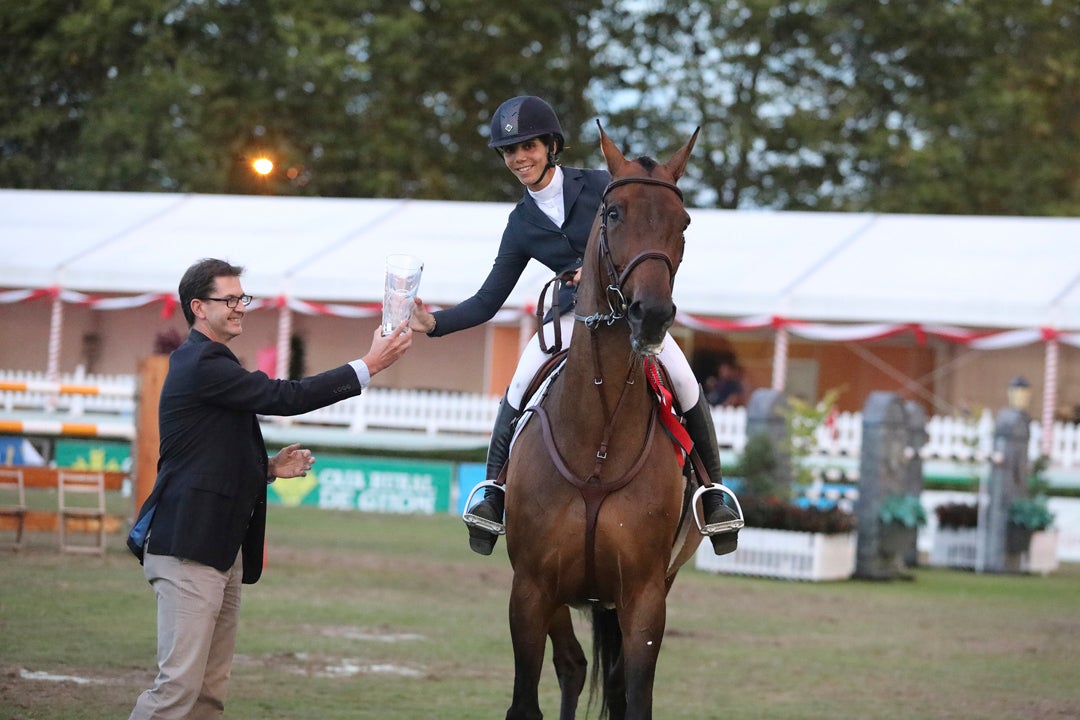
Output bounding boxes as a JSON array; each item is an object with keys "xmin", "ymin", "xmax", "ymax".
[
  {"xmin": 362, "ymin": 322, "xmax": 413, "ymax": 375},
  {"xmin": 269, "ymin": 443, "xmax": 314, "ymax": 480}
]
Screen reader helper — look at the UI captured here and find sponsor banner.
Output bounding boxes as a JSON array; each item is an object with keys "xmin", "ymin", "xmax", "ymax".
[
  {"xmin": 268, "ymin": 454, "xmax": 453, "ymax": 515},
  {"xmin": 0, "ymin": 436, "xmax": 46, "ymax": 466},
  {"xmin": 54, "ymin": 439, "xmax": 131, "ymax": 471},
  {"xmin": 457, "ymin": 462, "xmax": 485, "ymax": 515}
]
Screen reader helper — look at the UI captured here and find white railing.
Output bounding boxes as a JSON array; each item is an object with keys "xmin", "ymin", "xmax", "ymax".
[
  {"xmin": 0, "ymin": 368, "xmax": 136, "ymax": 416},
  {"xmin": 1, "ymin": 368, "xmax": 1078, "ymax": 470},
  {"xmin": 285, "ymin": 388, "xmax": 500, "ymax": 435}
]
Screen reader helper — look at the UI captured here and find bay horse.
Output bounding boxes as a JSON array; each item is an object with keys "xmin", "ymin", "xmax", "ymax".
[{"xmin": 501, "ymin": 124, "xmax": 706, "ymax": 720}]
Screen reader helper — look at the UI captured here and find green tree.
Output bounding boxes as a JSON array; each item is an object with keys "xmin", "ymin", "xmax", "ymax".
[
  {"xmin": 829, "ymin": 0, "xmax": 1080, "ymax": 215},
  {"xmin": 588, "ymin": 0, "xmax": 864, "ymax": 210},
  {"xmin": 588, "ymin": 0, "xmax": 1079, "ymax": 214},
  {"xmin": 5, "ymin": 1, "xmax": 1077, "ymax": 214},
  {"xmin": 0, "ymin": 0, "xmax": 599, "ymax": 200}
]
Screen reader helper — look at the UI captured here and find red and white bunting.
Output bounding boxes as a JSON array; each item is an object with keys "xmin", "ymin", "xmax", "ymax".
[{"xmin": 3, "ymin": 286, "xmax": 1079, "ymax": 350}]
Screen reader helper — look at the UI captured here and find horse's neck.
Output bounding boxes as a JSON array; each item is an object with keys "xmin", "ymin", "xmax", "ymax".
[{"xmin": 554, "ymin": 323, "xmax": 651, "ymax": 419}]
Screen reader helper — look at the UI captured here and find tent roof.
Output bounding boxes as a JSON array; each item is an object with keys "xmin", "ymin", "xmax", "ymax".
[{"xmin": 2, "ymin": 188, "xmax": 1078, "ymax": 331}]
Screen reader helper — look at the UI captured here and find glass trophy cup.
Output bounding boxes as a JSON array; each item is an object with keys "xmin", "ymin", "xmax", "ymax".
[{"xmin": 382, "ymin": 254, "xmax": 424, "ymax": 335}]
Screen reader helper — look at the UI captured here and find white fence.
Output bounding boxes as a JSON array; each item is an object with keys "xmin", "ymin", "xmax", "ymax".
[{"xmin": 2, "ymin": 369, "xmax": 1079, "ymax": 470}]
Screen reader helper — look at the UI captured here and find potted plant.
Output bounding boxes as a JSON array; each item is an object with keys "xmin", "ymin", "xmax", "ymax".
[
  {"xmin": 929, "ymin": 501, "xmax": 979, "ymax": 568},
  {"xmin": 697, "ymin": 427, "xmax": 858, "ymax": 582},
  {"xmin": 1006, "ymin": 495, "xmax": 1054, "ymax": 554},
  {"xmin": 878, "ymin": 493, "xmax": 927, "ymax": 557}
]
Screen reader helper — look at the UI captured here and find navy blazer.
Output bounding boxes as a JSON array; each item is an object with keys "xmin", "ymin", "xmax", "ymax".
[
  {"xmin": 132, "ymin": 330, "xmax": 363, "ymax": 583},
  {"xmin": 430, "ymin": 166, "xmax": 611, "ymax": 336}
]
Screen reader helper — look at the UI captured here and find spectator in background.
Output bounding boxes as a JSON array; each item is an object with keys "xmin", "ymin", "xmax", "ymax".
[{"xmin": 707, "ymin": 355, "xmax": 746, "ymax": 407}]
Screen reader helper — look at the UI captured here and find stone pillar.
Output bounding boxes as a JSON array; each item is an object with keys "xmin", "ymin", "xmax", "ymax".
[
  {"xmin": 903, "ymin": 401, "xmax": 929, "ymax": 566},
  {"xmin": 854, "ymin": 391, "xmax": 909, "ymax": 580},
  {"xmin": 981, "ymin": 407, "xmax": 1030, "ymax": 573},
  {"xmin": 744, "ymin": 388, "xmax": 792, "ymax": 490}
]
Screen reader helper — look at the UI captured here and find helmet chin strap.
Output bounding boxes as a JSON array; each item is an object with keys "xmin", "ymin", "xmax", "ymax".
[
  {"xmin": 528, "ymin": 139, "xmax": 559, "ymax": 191},
  {"xmin": 528, "ymin": 164, "xmax": 556, "ymax": 191}
]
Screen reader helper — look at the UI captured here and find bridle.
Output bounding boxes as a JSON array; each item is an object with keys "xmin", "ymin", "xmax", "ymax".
[
  {"xmin": 526, "ymin": 174, "xmax": 689, "ymax": 598},
  {"xmin": 575, "ymin": 175, "xmax": 684, "ymax": 329}
]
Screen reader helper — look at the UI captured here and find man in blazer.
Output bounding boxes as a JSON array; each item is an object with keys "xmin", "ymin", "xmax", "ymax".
[{"xmin": 129, "ymin": 258, "xmax": 412, "ymax": 720}]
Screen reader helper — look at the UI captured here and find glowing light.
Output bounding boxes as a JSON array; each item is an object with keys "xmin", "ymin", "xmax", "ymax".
[{"xmin": 252, "ymin": 157, "xmax": 274, "ymax": 175}]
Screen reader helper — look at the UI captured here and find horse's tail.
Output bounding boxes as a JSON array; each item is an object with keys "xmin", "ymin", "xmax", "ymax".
[{"xmin": 589, "ymin": 604, "xmax": 623, "ymax": 720}]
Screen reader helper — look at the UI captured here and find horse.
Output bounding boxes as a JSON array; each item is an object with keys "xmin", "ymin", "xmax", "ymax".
[{"xmin": 501, "ymin": 124, "xmax": 706, "ymax": 720}]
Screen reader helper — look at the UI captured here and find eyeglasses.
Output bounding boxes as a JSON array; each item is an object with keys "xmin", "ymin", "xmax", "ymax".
[{"xmin": 200, "ymin": 295, "xmax": 252, "ymax": 309}]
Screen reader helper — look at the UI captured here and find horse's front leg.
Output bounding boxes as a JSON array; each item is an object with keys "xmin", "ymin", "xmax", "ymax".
[
  {"xmin": 617, "ymin": 579, "xmax": 669, "ymax": 720},
  {"xmin": 506, "ymin": 576, "xmax": 556, "ymax": 720},
  {"xmin": 548, "ymin": 605, "xmax": 586, "ymax": 720}
]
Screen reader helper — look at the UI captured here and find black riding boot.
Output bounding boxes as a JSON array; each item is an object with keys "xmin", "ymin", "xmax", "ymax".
[
  {"xmin": 683, "ymin": 386, "xmax": 742, "ymax": 556},
  {"xmin": 465, "ymin": 393, "xmax": 521, "ymax": 555}
]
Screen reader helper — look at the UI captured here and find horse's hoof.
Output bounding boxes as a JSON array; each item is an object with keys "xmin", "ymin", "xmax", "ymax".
[
  {"xmin": 468, "ymin": 526, "xmax": 498, "ymax": 556},
  {"xmin": 709, "ymin": 531, "xmax": 738, "ymax": 556}
]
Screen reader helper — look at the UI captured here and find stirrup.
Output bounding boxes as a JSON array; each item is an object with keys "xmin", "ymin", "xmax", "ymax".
[
  {"xmin": 461, "ymin": 481, "xmax": 506, "ymax": 536},
  {"xmin": 692, "ymin": 484, "xmax": 745, "ymax": 536}
]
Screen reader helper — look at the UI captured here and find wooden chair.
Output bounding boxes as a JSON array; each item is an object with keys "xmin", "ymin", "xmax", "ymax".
[
  {"xmin": 58, "ymin": 471, "xmax": 107, "ymax": 555},
  {"xmin": 0, "ymin": 468, "xmax": 28, "ymax": 551}
]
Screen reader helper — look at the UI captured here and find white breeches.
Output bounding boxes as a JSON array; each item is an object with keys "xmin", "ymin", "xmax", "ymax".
[{"xmin": 505, "ymin": 315, "xmax": 701, "ymax": 412}]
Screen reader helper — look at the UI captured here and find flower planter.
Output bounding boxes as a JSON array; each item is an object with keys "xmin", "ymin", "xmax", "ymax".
[
  {"xmin": 879, "ymin": 523, "xmax": 917, "ymax": 558},
  {"xmin": 929, "ymin": 528, "xmax": 978, "ymax": 569},
  {"xmin": 1024, "ymin": 528, "xmax": 1060, "ymax": 575},
  {"xmin": 929, "ymin": 527, "xmax": 1059, "ymax": 574},
  {"xmin": 694, "ymin": 527, "xmax": 856, "ymax": 582},
  {"xmin": 1006, "ymin": 523, "xmax": 1033, "ymax": 554}
]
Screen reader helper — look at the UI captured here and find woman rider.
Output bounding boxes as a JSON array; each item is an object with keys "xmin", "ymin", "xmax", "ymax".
[{"xmin": 409, "ymin": 95, "xmax": 740, "ymax": 556}]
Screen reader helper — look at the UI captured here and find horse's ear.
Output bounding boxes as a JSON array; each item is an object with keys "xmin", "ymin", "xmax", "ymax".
[
  {"xmin": 664, "ymin": 126, "xmax": 700, "ymax": 182},
  {"xmin": 597, "ymin": 120, "xmax": 628, "ymax": 175}
]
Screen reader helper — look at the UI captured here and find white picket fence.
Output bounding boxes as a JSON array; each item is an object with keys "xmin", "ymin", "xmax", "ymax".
[{"xmin": 2, "ymin": 368, "xmax": 1079, "ymax": 470}]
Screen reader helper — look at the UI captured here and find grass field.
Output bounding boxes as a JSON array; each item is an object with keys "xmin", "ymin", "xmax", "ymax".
[{"xmin": 1, "ymin": 506, "xmax": 1078, "ymax": 720}]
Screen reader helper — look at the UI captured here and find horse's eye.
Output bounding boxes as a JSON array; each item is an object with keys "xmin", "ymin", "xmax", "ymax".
[{"xmin": 605, "ymin": 205, "xmax": 620, "ymax": 223}]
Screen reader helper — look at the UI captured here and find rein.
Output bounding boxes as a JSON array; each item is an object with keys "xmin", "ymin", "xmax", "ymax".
[{"xmin": 526, "ymin": 173, "xmax": 688, "ymax": 599}]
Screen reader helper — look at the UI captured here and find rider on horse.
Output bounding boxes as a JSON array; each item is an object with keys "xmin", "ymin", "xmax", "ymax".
[{"xmin": 409, "ymin": 95, "xmax": 741, "ymax": 557}]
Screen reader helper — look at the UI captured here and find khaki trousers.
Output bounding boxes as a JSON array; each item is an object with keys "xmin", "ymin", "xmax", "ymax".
[{"xmin": 129, "ymin": 549, "xmax": 243, "ymax": 720}]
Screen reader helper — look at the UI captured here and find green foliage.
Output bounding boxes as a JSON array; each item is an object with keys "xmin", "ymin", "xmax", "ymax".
[
  {"xmin": 728, "ymin": 432, "xmax": 782, "ymax": 500},
  {"xmin": 1008, "ymin": 495, "xmax": 1055, "ymax": 531},
  {"xmin": 879, "ymin": 493, "xmax": 928, "ymax": 529},
  {"xmin": 3, "ymin": 1, "xmax": 1076, "ymax": 214},
  {"xmin": 0, "ymin": 1, "xmax": 598, "ymax": 200},
  {"xmin": 591, "ymin": 0, "xmax": 1080, "ymax": 215},
  {"xmin": 780, "ymin": 387, "xmax": 841, "ymax": 490},
  {"xmin": 831, "ymin": 0, "xmax": 1080, "ymax": 215},
  {"xmin": 1008, "ymin": 454, "xmax": 1055, "ymax": 531}
]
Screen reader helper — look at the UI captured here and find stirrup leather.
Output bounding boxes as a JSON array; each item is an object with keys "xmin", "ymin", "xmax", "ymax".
[
  {"xmin": 691, "ymin": 484, "xmax": 745, "ymax": 536},
  {"xmin": 461, "ymin": 481, "xmax": 506, "ymax": 536}
]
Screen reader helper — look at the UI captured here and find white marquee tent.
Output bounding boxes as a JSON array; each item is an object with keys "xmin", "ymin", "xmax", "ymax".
[
  {"xmin": 2, "ymin": 188, "xmax": 1079, "ymax": 447},
  {"xmin": 2, "ymin": 188, "xmax": 1079, "ymax": 330}
]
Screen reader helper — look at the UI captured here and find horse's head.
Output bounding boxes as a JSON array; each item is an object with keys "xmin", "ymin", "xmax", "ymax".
[{"xmin": 590, "ymin": 123, "xmax": 698, "ymax": 356}]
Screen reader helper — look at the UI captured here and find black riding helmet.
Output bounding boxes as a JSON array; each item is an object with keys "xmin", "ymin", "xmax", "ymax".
[{"xmin": 488, "ymin": 96, "xmax": 565, "ymax": 169}]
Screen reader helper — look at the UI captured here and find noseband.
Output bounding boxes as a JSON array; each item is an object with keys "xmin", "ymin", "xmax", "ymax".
[{"xmin": 577, "ymin": 176, "xmax": 684, "ymax": 329}]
